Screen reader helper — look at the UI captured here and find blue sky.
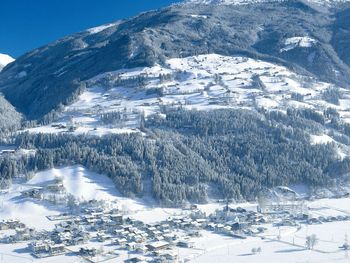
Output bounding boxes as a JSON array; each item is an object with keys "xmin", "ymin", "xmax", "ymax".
[{"xmin": 0, "ymin": 0, "xmax": 181, "ymax": 58}]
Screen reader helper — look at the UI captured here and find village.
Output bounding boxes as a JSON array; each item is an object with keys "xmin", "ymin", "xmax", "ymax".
[{"xmin": 1, "ymin": 177, "xmax": 350, "ymax": 263}]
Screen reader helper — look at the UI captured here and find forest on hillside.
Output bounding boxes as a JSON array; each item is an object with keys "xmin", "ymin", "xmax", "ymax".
[{"xmin": 0, "ymin": 108, "xmax": 349, "ymax": 206}]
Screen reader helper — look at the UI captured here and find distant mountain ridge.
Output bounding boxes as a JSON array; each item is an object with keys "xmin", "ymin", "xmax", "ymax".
[{"xmin": 184, "ymin": 0, "xmax": 350, "ymax": 6}]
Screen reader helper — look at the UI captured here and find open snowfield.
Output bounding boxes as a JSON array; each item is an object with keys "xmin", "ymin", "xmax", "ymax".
[{"xmin": 191, "ymin": 230, "xmax": 350, "ymax": 263}]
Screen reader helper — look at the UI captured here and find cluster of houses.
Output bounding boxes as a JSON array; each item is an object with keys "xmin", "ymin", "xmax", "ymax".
[
  {"xmin": 0, "ymin": 219, "xmax": 37, "ymax": 244},
  {"xmin": 21, "ymin": 177, "xmax": 68, "ymax": 204},
  {"xmin": 0, "ymin": 219, "xmax": 26, "ymax": 231},
  {"xmin": 0, "ymin": 204, "xmax": 277, "ymax": 262},
  {"xmin": 3, "ymin": 193, "xmax": 350, "ymax": 263}
]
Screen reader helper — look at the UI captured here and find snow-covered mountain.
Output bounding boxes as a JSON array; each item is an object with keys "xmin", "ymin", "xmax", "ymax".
[
  {"xmin": 1, "ymin": 0, "xmax": 350, "ymax": 121},
  {"xmin": 0, "ymin": 53, "xmax": 14, "ymax": 71}
]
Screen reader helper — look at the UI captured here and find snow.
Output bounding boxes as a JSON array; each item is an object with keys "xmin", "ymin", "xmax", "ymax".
[
  {"xmin": 310, "ymin": 134, "xmax": 334, "ymax": 145},
  {"xmin": 281, "ymin": 37, "xmax": 317, "ymax": 52},
  {"xmin": 0, "ymin": 53, "xmax": 14, "ymax": 70},
  {"xmin": 0, "ymin": 183, "xmax": 61, "ymax": 230},
  {"xmin": 28, "ymin": 166, "xmax": 119, "ymax": 202},
  {"xmin": 190, "ymin": 14, "xmax": 209, "ymax": 18},
  {"xmin": 87, "ymin": 23, "xmax": 117, "ymax": 34}
]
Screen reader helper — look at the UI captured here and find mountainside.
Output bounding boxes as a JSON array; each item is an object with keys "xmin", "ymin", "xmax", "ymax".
[
  {"xmin": 2, "ymin": 0, "xmax": 350, "ymax": 119},
  {"xmin": 3, "ymin": 0, "xmax": 350, "ymax": 205},
  {"xmin": 0, "ymin": 95, "xmax": 22, "ymax": 133}
]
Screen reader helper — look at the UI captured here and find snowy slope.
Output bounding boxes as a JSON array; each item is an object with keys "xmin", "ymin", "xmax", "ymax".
[
  {"xmin": 0, "ymin": 53, "xmax": 14, "ymax": 71},
  {"xmin": 28, "ymin": 166, "xmax": 120, "ymax": 202},
  {"xmin": 26, "ymin": 53, "xmax": 350, "ymax": 137}
]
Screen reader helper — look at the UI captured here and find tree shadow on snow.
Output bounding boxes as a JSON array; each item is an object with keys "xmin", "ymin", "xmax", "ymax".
[{"xmin": 275, "ymin": 248, "xmax": 306, "ymax": 253}]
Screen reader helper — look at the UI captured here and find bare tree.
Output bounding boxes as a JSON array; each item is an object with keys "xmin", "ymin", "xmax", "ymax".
[{"xmin": 306, "ymin": 234, "xmax": 318, "ymax": 250}]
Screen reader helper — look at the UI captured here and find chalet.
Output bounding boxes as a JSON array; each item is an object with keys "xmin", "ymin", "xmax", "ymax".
[
  {"xmin": 110, "ymin": 214, "xmax": 123, "ymax": 224},
  {"xmin": 54, "ymin": 232, "xmax": 71, "ymax": 244},
  {"xmin": 188, "ymin": 231, "xmax": 201, "ymax": 237},
  {"xmin": 161, "ymin": 251, "xmax": 178, "ymax": 261},
  {"xmin": 112, "ymin": 229, "xmax": 124, "ymax": 236},
  {"xmin": 163, "ymin": 233, "xmax": 177, "ymax": 243},
  {"xmin": 133, "ymin": 220, "xmax": 145, "ymax": 228},
  {"xmin": 135, "ymin": 244, "xmax": 148, "ymax": 253},
  {"xmin": 146, "ymin": 241, "xmax": 170, "ymax": 251},
  {"xmin": 190, "ymin": 204, "xmax": 198, "ymax": 211},
  {"xmin": 69, "ymin": 231, "xmax": 89, "ymax": 245},
  {"xmin": 114, "ymin": 238, "xmax": 127, "ymax": 246},
  {"xmin": 206, "ymin": 223, "xmax": 216, "ymax": 231},
  {"xmin": 96, "ymin": 232, "xmax": 112, "ymax": 242},
  {"xmin": 29, "ymin": 240, "xmax": 65, "ymax": 257},
  {"xmin": 231, "ymin": 222, "xmax": 249, "ymax": 231},
  {"xmin": 29, "ymin": 240, "xmax": 53, "ymax": 254},
  {"xmin": 126, "ymin": 242, "xmax": 137, "ymax": 251},
  {"xmin": 177, "ymin": 240, "xmax": 194, "ymax": 248},
  {"xmin": 308, "ymin": 217, "xmax": 322, "ymax": 225},
  {"xmin": 49, "ymin": 244, "xmax": 65, "ymax": 255},
  {"xmin": 154, "ymin": 234, "xmax": 165, "ymax": 241},
  {"xmin": 277, "ymin": 219, "xmax": 298, "ymax": 227},
  {"xmin": 70, "ymin": 236, "xmax": 87, "ymax": 246},
  {"xmin": 79, "ymin": 247, "xmax": 97, "ymax": 257},
  {"xmin": 91, "ymin": 212, "xmax": 104, "ymax": 218},
  {"xmin": 134, "ymin": 235, "xmax": 147, "ymax": 243}
]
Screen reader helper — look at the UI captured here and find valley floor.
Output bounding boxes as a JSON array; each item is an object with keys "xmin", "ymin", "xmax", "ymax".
[{"xmin": 1, "ymin": 166, "xmax": 350, "ymax": 263}]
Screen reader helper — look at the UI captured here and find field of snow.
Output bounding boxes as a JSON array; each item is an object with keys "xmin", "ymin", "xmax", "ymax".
[{"xmin": 191, "ymin": 229, "xmax": 350, "ymax": 263}]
